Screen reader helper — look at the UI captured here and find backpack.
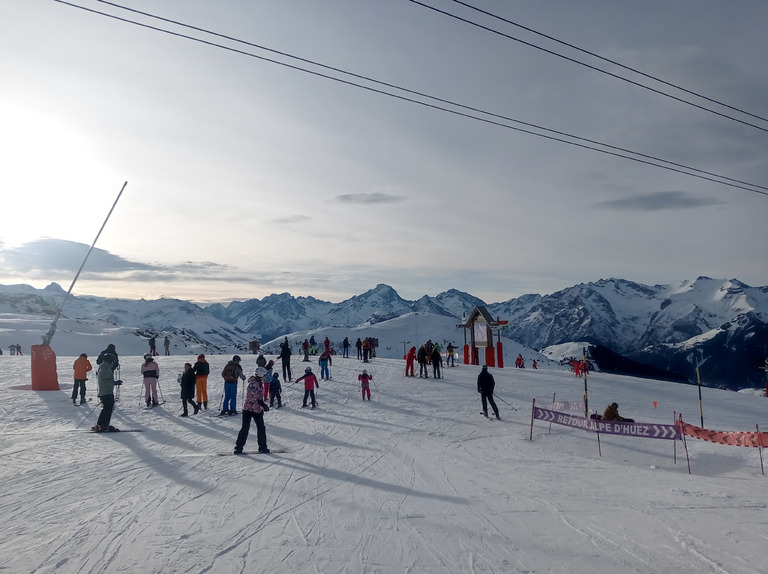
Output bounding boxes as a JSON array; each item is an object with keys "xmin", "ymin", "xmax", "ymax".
[{"xmin": 222, "ymin": 362, "xmax": 237, "ymax": 382}]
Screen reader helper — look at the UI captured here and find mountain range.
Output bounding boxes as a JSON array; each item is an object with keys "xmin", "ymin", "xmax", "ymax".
[{"xmin": 1, "ymin": 277, "xmax": 766, "ymax": 390}]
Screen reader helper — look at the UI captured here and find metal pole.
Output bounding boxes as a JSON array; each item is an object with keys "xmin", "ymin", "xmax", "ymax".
[
  {"xmin": 696, "ymin": 367, "xmax": 704, "ymax": 427},
  {"xmin": 43, "ymin": 181, "xmax": 128, "ymax": 345}
]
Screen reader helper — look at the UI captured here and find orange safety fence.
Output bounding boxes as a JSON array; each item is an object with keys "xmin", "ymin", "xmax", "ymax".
[{"xmin": 678, "ymin": 420, "xmax": 768, "ymax": 448}]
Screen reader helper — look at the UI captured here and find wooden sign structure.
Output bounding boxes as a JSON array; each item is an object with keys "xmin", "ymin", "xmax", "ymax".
[{"xmin": 459, "ymin": 306, "xmax": 508, "ymax": 367}]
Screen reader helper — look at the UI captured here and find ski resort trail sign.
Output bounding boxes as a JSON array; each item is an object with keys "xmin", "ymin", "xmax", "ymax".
[{"xmin": 530, "ymin": 404, "xmax": 681, "ymax": 441}]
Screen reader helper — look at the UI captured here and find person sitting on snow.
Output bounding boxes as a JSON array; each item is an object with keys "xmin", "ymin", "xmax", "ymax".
[{"xmin": 602, "ymin": 402, "xmax": 634, "ymax": 423}]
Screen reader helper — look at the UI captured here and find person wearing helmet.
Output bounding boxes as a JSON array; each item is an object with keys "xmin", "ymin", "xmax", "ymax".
[
  {"xmin": 296, "ymin": 366, "xmax": 319, "ymax": 408},
  {"xmin": 72, "ymin": 353, "xmax": 92, "ymax": 405},
  {"xmin": 179, "ymin": 362, "xmax": 200, "ymax": 417},
  {"xmin": 269, "ymin": 372, "xmax": 282, "ymax": 408},
  {"xmin": 220, "ymin": 355, "xmax": 245, "ymax": 415},
  {"xmin": 141, "ymin": 353, "xmax": 160, "ymax": 407},
  {"xmin": 358, "ymin": 369, "xmax": 373, "ymax": 400},
  {"xmin": 263, "ymin": 361, "xmax": 275, "ymax": 401},
  {"xmin": 602, "ymin": 402, "xmax": 633, "ymax": 422},
  {"xmin": 234, "ymin": 369, "xmax": 270, "ymax": 454}
]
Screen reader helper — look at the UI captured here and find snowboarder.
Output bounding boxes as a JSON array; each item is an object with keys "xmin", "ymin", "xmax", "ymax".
[
  {"xmin": 193, "ymin": 354, "xmax": 210, "ymax": 410},
  {"xmin": 72, "ymin": 353, "xmax": 92, "ymax": 405},
  {"xmin": 141, "ymin": 354, "xmax": 160, "ymax": 407},
  {"xmin": 234, "ymin": 368, "xmax": 270, "ymax": 454},
  {"xmin": 93, "ymin": 354, "xmax": 118, "ymax": 432},
  {"xmin": 319, "ymin": 348, "xmax": 332, "ymax": 380},
  {"xmin": 179, "ymin": 362, "xmax": 200, "ymax": 417},
  {"xmin": 296, "ymin": 366, "xmax": 319, "ymax": 408},
  {"xmin": 405, "ymin": 346, "xmax": 416, "ymax": 377},
  {"xmin": 269, "ymin": 372, "xmax": 282, "ymax": 408},
  {"xmin": 601, "ymin": 402, "xmax": 634, "ymax": 422},
  {"xmin": 220, "ymin": 355, "xmax": 245, "ymax": 415},
  {"xmin": 477, "ymin": 365, "xmax": 500, "ymax": 420},
  {"xmin": 359, "ymin": 369, "xmax": 372, "ymax": 400}
]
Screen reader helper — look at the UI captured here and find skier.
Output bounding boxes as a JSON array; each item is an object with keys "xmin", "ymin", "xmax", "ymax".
[
  {"xmin": 446, "ymin": 343, "xmax": 455, "ymax": 367},
  {"xmin": 96, "ymin": 344, "xmax": 119, "ymax": 372},
  {"xmin": 72, "ymin": 353, "xmax": 92, "ymax": 405},
  {"xmin": 220, "ymin": 355, "xmax": 245, "ymax": 415},
  {"xmin": 193, "ymin": 354, "xmax": 210, "ymax": 410},
  {"xmin": 279, "ymin": 340, "xmax": 292, "ymax": 381},
  {"xmin": 302, "ymin": 339, "xmax": 310, "ymax": 362},
  {"xmin": 163, "ymin": 336, "xmax": 170, "ymax": 355},
  {"xmin": 93, "ymin": 354, "xmax": 118, "ymax": 432},
  {"xmin": 234, "ymin": 368, "xmax": 270, "ymax": 454},
  {"xmin": 323, "ymin": 336, "xmax": 330, "ymax": 353},
  {"xmin": 269, "ymin": 372, "xmax": 282, "ymax": 408},
  {"xmin": 318, "ymin": 348, "xmax": 332, "ymax": 380},
  {"xmin": 256, "ymin": 354, "xmax": 267, "ymax": 368},
  {"xmin": 263, "ymin": 360, "xmax": 275, "ymax": 401},
  {"xmin": 477, "ymin": 365, "xmax": 500, "ymax": 420},
  {"xmin": 179, "ymin": 363, "xmax": 200, "ymax": 417},
  {"xmin": 358, "ymin": 369, "xmax": 372, "ymax": 400},
  {"xmin": 355, "ymin": 337, "xmax": 363, "ymax": 360},
  {"xmin": 532, "ymin": 359, "xmax": 538, "ymax": 369},
  {"xmin": 141, "ymin": 354, "xmax": 160, "ymax": 407},
  {"xmin": 362, "ymin": 338, "xmax": 371, "ymax": 363},
  {"xmin": 148, "ymin": 336, "xmax": 157, "ymax": 356},
  {"xmin": 405, "ymin": 346, "xmax": 416, "ymax": 377},
  {"xmin": 417, "ymin": 346, "xmax": 429, "ymax": 378},
  {"xmin": 309, "ymin": 335, "xmax": 317, "ymax": 355},
  {"xmin": 342, "ymin": 337, "xmax": 350, "ymax": 358},
  {"xmin": 431, "ymin": 347, "xmax": 443, "ymax": 379},
  {"xmin": 296, "ymin": 366, "xmax": 319, "ymax": 408}
]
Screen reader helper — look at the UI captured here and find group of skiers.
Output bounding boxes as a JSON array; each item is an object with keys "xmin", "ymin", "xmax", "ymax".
[{"xmin": 405, "ymin": 340, "xmax": 446, "ymax": 379}]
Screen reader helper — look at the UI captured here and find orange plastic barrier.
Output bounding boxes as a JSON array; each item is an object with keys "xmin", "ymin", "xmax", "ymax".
[
  {"xmin": 679, "ymin": 420, "xmax": 767, "ymax": 448},
  {"xmin": 31, "ymin": 344, "xmax": 60, "ymax": 391}
]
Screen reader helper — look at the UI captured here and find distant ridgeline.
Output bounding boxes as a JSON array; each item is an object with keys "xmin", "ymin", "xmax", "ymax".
[{"xmin": 0, "ymin": 277, "xmax": 766, "ymax": 390}]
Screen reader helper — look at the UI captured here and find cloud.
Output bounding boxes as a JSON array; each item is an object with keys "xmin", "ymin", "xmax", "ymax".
[
  {"xmin": 0, "ymin": 238, "xmax": 158, "ymax": 274},
  {"xmin": 334, "ymin": 192, "xmax": 405, "ymax": 205},
  {"xmin": 595, "ymin": 191, "xmax": 725, "ymax": 212}
]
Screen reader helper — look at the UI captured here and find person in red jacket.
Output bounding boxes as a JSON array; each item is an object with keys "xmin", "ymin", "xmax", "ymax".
[
  {"xmin": 405, "ymin": 346, "xmax": 416, "ymax": 377},
  {"xmin": 296, "ymin": 366, "xmax": 319, "ymax": 408},
  {"xmin": 72, "ymin": 353, "xmax": 92, "ymax": 405}
]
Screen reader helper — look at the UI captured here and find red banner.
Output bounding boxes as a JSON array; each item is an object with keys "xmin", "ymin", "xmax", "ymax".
[{"xmin": 679, "ymin": 421, "xmax": 768, "ymax": 448}]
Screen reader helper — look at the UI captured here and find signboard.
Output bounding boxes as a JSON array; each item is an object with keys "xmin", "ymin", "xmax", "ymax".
[{"xmin": 533, "ymin": 407, "xmax": 681, "ymax": 440}]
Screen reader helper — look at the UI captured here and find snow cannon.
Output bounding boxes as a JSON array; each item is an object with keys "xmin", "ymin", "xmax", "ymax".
[{"xmin": 31, "ymin": 344, "xmax": 60, "ymax": 391}]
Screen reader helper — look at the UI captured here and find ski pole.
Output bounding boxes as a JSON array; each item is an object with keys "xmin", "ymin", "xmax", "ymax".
[
  {"xmin": 157, "ymin": 380, "xmax": 165, "ymax": 403},
  {"xmin": 76, "ymin": 399, "xmax": 101, "ymax": 428},
  {"xmin": 493, "ymin": 394, "xmax": 518, "ymax": 411}
]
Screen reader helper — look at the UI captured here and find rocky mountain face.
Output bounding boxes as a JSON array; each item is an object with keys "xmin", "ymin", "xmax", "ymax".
[{"xmin": 1, "ymin": 278, "xmax": 765, "ymax": 389}]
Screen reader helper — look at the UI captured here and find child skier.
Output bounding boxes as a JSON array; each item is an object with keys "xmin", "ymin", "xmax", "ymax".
[
  {"xmin": 263, "ymin": 360, "xmax": 274, "ymax": 400},
  {"xmin": 234, "ymin": 367, "xmax": 270, "ymax": 454},
  {"xmin": 72, "ymin": 353, "xmax": 92, "ymax": 405},
  {"xmin": 269, "ymin": 372, "xmax": 282, "ymax": 408},
  {"xmin": 296, "ymin": 366, "xmax": 319, "ymax": 408},
  {"xmin": 358, "ymin": 369, "xmax": 372, "ymax": 400}
]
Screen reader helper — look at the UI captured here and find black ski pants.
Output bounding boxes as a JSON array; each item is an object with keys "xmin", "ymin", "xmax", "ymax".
[
  {"xmin": 96, "ymin": 394, "xmax": 115, "ymax": 429},
  {"xmin": 236, "ymin": 410, "xmax": 267, "ymax": 451},
  {"xmin": 480, "ymin": 390, "xmax": 499, "ymax": 417},
  {"xmin": 72, "ymin": 379, "xmax": 87, "ymax": 400}
]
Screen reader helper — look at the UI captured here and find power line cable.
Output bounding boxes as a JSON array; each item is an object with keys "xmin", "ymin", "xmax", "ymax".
[
  {"xmin": 409, "ymin": 0, "xmax": 768, "ymax": 134},
  {"xmin": 85, "ymin": 1, "xmax": 767, "ymax": 192},
  {"xmin": 50, "ymin": 0, "xmax": 768, "ymax": 197},
  {"xmin": 446, "ymin": 0, "xmax": 768, "ymax": 126}
]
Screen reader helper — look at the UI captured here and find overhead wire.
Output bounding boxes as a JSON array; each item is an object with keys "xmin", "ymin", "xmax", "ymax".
[
  {"xmin": 409, "ymin": 0, "xmax": 768, "ymax": 135},
  {"xmin": 50, "ymin": 0, "xmax": 768, "ymax": 197},
  {"xmin": 445, "ymin": 0, "xmax": 768, "ymax": 126}
]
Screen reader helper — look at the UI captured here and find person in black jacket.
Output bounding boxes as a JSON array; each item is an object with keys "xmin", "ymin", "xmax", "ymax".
[
  {"xmin": 96, "ymin": 344, "xmax": 119, "ymax": 372},
  {"xmin": 279, "ymin": 341, "xmax": 292, "ymax": 382},
  {"xmin": 179, "ymin": 363, "xmax": 200, "ymax": 417},
  {"xmin": 477, "ymin": 365, "xmax": 500, "ymax": 420}
]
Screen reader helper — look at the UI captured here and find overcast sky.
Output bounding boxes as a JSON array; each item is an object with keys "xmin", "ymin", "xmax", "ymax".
[{"xmin": 1, "ymin": 0, "xmax": 767, "ymax": 304}]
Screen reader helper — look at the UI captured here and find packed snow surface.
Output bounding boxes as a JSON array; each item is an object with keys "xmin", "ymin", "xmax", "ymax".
[{"xmin": 1, "ymin": 352, "xmax": 766, "ymax": 573}]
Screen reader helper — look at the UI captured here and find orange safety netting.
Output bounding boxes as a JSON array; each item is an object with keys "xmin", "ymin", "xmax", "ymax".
[{"xmin": 678, "ymin": 420, "xmax": 768, "ymax": 448}]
